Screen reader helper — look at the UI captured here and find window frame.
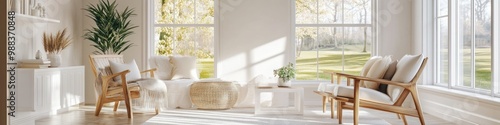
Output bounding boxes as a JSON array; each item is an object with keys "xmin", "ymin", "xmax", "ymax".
[
  {"xmin": 432, "ymin": 0, "xmax": 500, "ymax": 96},
  {"xmin": 291, "ymin": 0, "xmax": 378, "ymax": 81},
  {"xmin": 146, "ymin": 0, "xmax": 219, "ymax": 78}
]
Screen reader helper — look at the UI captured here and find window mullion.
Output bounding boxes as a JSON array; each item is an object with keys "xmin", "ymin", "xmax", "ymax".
[
  {"xmin": 173, "ymin": 0, "xmax": 177, "ymax": 54},
  {"xmin": 316, "ymin": 0, "xmax": 319, "ymax": 80},
  {"xmin": 492, "ymin": 0, "xmax": 499, "ymax": 95},
  {"xmin": 449, "ymin": 0, "xmax": 458, "ymax": 88},
  {"xmin": 471, "ymin": 0, "xmax": 476, "ymax": 88}
]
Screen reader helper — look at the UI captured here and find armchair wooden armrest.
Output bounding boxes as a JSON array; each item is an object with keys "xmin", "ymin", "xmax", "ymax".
[
  {"xmin": 140, "ymin": 68, "xmax": 157, "ymax": 77},
  {"xmin": 99, "ymin": 70, "xmax": 130, "ymax": 94}
]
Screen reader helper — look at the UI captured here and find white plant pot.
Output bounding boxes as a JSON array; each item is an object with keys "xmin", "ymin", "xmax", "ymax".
[
  {"xmin": 278, "ymin": 78, "xmax": 291, "ymax": 87},
  {"xmin": 47, "ymin": 54, "xmax": 61, "ymax": 67}
]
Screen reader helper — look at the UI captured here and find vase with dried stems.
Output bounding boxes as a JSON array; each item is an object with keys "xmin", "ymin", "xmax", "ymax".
[{"xmin": 43, "ymin": 28, "xmax": 72, "ymax": 67}]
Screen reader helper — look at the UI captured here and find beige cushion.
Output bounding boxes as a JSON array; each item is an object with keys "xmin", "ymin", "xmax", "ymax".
[
  {"xmin": 149, "ymin": 56, "xmax": 174, "ymax": 80},
  {"xmin": 388, "ymin": 54, "xmax": 424, "ymax": 101},
  {"xmin": 383, "ymin": 60, "xmax": 398, "ymax": 80},
  {"xmin": 109, "ymin": 59, "xmax": 142, "ymax": 82},
  {"xmin": 378, "ymin": 60, "xmax": 398, "ymax": 94},
  {"xmin": 364, "ymin": 56, "xmax": 392, "ymax": 90},
  {"xmin": 359, "ymin": 56, "xmax": 382, "ymax": 87},
  {"xmin": 337, "ymin": 85, "xmax": 393, "ymax": 105},
  {"xmin": 360, "ymin": 56, "xmax": 382, "ymax": 76},
  {"xmin": 170, "ymin": 56, "xmax": 199, "ymax": 80}
]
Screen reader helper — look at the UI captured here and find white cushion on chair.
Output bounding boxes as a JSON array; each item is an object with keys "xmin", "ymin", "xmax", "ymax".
[
  {"xmin": 149, "ymin": 56, "xmax": 174, "ymax": 80},
  {"xmin": 359, "ymin": 56, "xmax": 382, "ymax": 87},
  {"xmin": 337, "ymin": 85, "xmax": 393, "ymax": 105},
  {"xmin": 360, "ymin": 56, "xmax": 383, "ymax": 76},
  {"xmin": 364, "ymin": 56, "xmax": 392, "ymax": 90},
  {"xmin": 109, "ymin": 59, "xmax": 142, "ymax": 82},
  {"xmin": 388, "ymin": 54, "xmax": 424, "ymax": 101}
]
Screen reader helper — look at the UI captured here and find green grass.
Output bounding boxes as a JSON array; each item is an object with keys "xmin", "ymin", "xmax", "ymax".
[{"xmin": 197, "ymin": 58, "xmax": 214, "ymax": 78}]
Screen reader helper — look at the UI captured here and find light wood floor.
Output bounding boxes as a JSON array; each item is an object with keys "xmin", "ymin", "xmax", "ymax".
[{"xmin": 35, "ymin": 105, "xmax": 453, "ymax": 125}]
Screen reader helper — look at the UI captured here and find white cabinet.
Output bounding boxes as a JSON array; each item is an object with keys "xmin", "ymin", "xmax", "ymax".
[{"xmin": 16, "ymin": 66, "xmax": 85, "ymax": 112}]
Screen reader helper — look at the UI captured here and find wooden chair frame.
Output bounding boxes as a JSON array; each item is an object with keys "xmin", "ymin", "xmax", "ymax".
[
  {"xmin": 89, "ymin": 55, "xmax": 158, "ymax": 118},
  {"xmin": 315, "ymin": 57, "xmax": 428, "ymax": 125}
]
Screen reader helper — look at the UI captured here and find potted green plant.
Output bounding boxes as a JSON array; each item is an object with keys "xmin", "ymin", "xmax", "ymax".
[
  {"xmin": 273, "ymin": 62, "xmax": 295, "ymax": 87},
  {"xmin": 83, "ymin": 0, "xmax": 137, "ymax": 55}
]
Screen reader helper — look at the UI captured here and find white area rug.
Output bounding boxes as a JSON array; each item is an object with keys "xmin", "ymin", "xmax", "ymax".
[{"xmin": 144, "ymin": 106, "xmax": 389, "ymax": 125}]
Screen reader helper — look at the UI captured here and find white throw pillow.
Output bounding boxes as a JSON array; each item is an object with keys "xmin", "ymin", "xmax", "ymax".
[
  {"xmin": 360, "ymin": 56, "xmax": 383, "ymax": 76},
  {"xmin": 358, "ymin": 56, "xmax": 382, "ymax": 87},
  {"xmin": 170, "ymin": 56, "xmax": 199, "ymax": 80},
  {"xmin": 149, "ymin": 56, "xmax": 174, "ymax": 80},
  {"xmin": 364, "ymin": 56, "xmax": 392, "ymax": 90},
  {"xmin": 109, "ymin": 59, "xmax": 142, "ymax": 82},
  {"xmin": 388, "ymin": 54, "xmax": 424, "ymax": 101}
]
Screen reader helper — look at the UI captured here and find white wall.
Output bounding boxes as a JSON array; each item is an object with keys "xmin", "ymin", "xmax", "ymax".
[
  {"xmin": 217, "ymin": 0, "xmax": 293, "ymax": 83},
  {"xmin": 16, "ymin": 0, "xmax": 83, "ymax": 66},
  {"xmin": 377, "ymin": 0, "xmax": 413, "ymax": 59},
  {"xmin": 82, "ymin": 0, "xmax": 145, "ymax": 104}
]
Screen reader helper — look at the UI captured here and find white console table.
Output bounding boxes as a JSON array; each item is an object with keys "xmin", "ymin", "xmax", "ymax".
[
  {"xmin": 254, "ymin": 87, "xmax": 304, "ymax": 115},
  {"xmin": 11, "ymin": 66, "xmax": 85, "ymax": 125}
]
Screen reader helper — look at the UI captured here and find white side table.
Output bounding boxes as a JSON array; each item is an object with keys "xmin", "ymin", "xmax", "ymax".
[{"xmin": 254, "ymin": 86, "xmax": 304, "ymax": 115}]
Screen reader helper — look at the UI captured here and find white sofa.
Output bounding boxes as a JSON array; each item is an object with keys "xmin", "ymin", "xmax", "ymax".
[
  {"xmin": 149, "ymin": 56, "xmax": 197, "ymax": 109},
  {"xmin": 149, "ymin": 56, "xmax": 265, "ymax": 109}
]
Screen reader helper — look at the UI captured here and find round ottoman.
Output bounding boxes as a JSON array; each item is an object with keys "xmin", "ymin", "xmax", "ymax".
[{"xmin": 190, "ymin": 81, "xmax": 239, "ymax": 110}]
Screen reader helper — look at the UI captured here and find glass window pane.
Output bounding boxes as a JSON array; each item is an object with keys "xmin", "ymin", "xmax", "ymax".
[
  {"xmin": 174, "ymin": 27, "xmax": 196, "ymax": 55},
  {"xmin": 296, "ymin": 27, "xmax": 318, "ymax": 80},
  {"xmin": 175, "ymin": 0, "xmax": 195, "ymax": 24},
  {"xmin": 296, "ymin": 0, "xmax": 318, "ymax": 24},
  {"xmin": 155, "ymin": 0, "xmax": 174, "ymax": 24},
  {"xmin": 343, "ymin": 27, "xmax": 371, "ymax": 75},
  {"xmin": 458, "ymin": 0, "xmax": 472, "ymax": 87},
  {"xmin": 195, "ymin": 27, "xmax": 214, "ymax": 78},
  {"xmin": 474, "ymin": 0, "xmax": 491, "ymax": 89},
  {"xmin": 438, "ymin": 18, "xmax": 449, "ymax": 84},
  {"xmin": 155, "ymin": 27, "xmax": 174, "ymax": 55},
  {"xmin": 438, "ymin": 0, "xmax": 448, "ymax": 16},
  {"xmin": 344, "ymin": 0, "xmax": 372, "ymax": 24},
  {"xmin": 317, "ymin": 27, "xmax": 343, "ymax": 80},
  {"xmin": 318, "ymin": 0, "xmax": 342, "ymax": 24},
  {"xmin": 196, "ymin": 0, "xmax": 214, "ymax": 24}
]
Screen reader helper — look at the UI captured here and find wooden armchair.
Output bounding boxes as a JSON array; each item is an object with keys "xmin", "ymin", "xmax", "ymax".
[
  {"xmin": 89, "ymin": 55, "xmax": 157, "ymax": 119},
  {"xmin": 316, "ymin": 56, "xmax": 427, "ymax": 125}
]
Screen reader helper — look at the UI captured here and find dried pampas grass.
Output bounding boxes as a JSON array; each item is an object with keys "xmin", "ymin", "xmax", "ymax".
[{"xmin": 43, "ymin": 28, "xmax": 72, "ymax": 54}]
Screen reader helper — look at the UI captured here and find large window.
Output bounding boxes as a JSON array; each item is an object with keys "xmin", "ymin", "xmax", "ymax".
[
  {"xmin": 294, "ymin": 0, "xmax": 375, "ymax": 80},
  {"xmin": 151, "ymin": 0, "xmax": 215, "ymax": 78},
  {"xmin": 434, "ymin": 0, "xmax": 497, "ymax": 94}
]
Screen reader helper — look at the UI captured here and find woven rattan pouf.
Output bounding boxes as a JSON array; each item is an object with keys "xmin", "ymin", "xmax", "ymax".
[{"xmin": 190, "ymin": 81, "xmax": 239, "ymax": 110}]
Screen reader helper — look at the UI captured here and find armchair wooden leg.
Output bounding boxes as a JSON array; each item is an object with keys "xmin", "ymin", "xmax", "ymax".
[
  {"xmin": 353, "ymin": 80, "xmax": 360, "ymax": 125},
  {"xmin": 401, "ymin": 114, "xmax": 408, "ymax": 125},
  {"xmin": 330, "ymin": 98, "xmax": 335, "ymax": 119},
  {"xmin": 155, "ymin": 103, "xmax": 159, "ymax": 114},
  {"xmin": 123, "ymin": 90, "xmax": 133, "ymax": 119},
  {"xmin": 322, "ymin": 96, "xmax": 327, "ymax": 113},
  {"xmin": 95, "ymin": 97, "xmax": 104, "ymax": 116},
  {"xmin": 338, "ymin": 101, "xmax": 343, "ymax": 124},
  {"xmin": 113, "ymin": 101, "xmax": 120, "ymax": 112},
  {"xmin": 397, "ymin": 114, "xmax": 401, "ymax": 119},
  {"xmin": 410, "ymin": 88, "xmax": 425, "ymax": 125}
]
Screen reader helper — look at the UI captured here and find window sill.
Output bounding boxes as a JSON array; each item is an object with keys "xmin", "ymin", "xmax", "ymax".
[{"xmin": 418, "ymin": 85, "xmax": 500, "ymax": 107}]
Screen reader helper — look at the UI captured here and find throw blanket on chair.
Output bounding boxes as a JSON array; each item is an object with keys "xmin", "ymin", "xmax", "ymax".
[{"xmin": 130, "ymin": 78, "xmax": 169, "ymax": 111}]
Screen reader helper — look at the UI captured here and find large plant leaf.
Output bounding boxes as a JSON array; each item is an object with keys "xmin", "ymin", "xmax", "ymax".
[{"xmin": 83, "ymin": 0, "xmax": 136, "ymax": 55}]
